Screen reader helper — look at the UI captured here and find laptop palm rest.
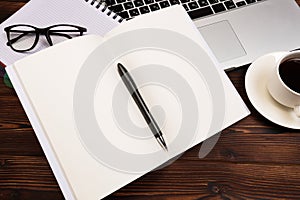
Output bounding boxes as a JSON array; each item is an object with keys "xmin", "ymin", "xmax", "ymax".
[{"xmin": 198, "ymin": 20, "xmax": 246, "ymax": 63}]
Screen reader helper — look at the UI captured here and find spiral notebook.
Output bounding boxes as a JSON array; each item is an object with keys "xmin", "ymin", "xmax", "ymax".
[{"xmin": 0, "ymin": 0, "xmax": 122, "ymax": 66}]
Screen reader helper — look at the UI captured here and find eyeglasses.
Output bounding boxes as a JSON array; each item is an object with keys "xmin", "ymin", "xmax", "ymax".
[{"xmin": 4, "ymin": 24, "xmax": 87, "ymax": 52}]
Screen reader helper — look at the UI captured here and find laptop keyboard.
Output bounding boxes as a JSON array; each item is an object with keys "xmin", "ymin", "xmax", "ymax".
[{"xmin": 105, "ymin": 0, "xmax": 263, "ymax": 20}]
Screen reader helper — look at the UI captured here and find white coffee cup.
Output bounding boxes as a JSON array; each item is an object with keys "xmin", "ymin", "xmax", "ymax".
[{"xmin": 267, "ymin": 51, "xmax": 300, "ymax": 118}]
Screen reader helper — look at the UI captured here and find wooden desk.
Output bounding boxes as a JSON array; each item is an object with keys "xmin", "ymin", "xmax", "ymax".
[{"xmin": 1, "ymin": 1, "xmax": 300, "ymax": 199}]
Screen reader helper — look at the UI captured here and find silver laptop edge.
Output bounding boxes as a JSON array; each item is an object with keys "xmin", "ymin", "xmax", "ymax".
[{"xmin": 193, "ymin": 0, "xmax": 300, "ymax": 70}]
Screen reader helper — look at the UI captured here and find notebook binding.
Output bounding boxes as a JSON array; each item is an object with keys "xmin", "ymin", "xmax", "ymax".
[{"xmin": 84, "ymin": 0, "xmax": 124, "ymax": 23}]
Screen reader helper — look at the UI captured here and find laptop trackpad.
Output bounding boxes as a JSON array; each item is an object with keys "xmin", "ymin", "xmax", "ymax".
[{"xmin": 198, "ymin": 20, "xmax": 246, "ymax": 63}]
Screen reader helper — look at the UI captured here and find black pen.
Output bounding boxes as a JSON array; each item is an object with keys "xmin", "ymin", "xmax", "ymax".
[{"xmin": 117, "ymin": 63, "xmax": 168, "ymax": 151}]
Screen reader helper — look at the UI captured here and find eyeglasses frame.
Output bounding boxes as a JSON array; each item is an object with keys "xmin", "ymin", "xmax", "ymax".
[{"xmin": 4, "ymin": 24, "xmax": 87, "ymax": 52}]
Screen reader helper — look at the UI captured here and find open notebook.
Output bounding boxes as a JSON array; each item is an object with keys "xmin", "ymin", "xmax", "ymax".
[
  {"xmin": 0, "ymin": 0, "xmax": 121, "ymax": 66},
  {"xmin": 6, "ymin": 6, "xmax": 249, "ymax": 200}
]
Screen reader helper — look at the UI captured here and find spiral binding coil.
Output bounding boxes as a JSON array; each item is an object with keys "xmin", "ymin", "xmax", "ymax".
[{"xmin": 85, "ymin": 0, "xmax": 124, "ymax": 23}]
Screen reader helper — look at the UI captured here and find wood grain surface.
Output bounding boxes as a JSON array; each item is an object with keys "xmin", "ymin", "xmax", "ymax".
[{"xmin": 1, "ymin": 1, "xmax": 300, "ymax": 200}]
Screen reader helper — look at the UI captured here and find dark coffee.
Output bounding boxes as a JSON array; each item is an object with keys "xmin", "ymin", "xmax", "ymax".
[{"xmin": 279, "ymin": 58, "xmax": 300, "ymax": 94}]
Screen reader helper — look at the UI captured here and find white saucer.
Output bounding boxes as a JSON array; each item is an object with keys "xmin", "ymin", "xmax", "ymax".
[{"xmin": 245, "ymin": 52, "xmax": 300, "ymax": 129}]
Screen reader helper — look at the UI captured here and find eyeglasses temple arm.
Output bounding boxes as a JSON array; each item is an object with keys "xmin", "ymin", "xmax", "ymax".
[
  {"xmin": 46, "ymin": 31, "xmax": 86, "ymax": 45},
  {"xmin": 48, "ymin": 32, "xmax": 73, "ymax": 39}
]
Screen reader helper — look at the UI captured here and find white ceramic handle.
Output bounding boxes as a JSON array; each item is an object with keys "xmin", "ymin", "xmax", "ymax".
[{"xmin": 294, "ymin": 105, "xmax": 300, "ymax": 118}]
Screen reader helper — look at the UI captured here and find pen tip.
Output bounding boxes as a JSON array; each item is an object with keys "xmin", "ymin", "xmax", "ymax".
[
  {"xmin": 117, "ymin": 63, "xmax": 124, "ymax": 76},
  {"xmin": 117, "ymin": 63, "xmax": 128, "ymax": 76},
  {"xmin": 117, "ymin": 63, "xmax": 126, "ymax": 70},
  {"xmin": 164, "ymin": 145, "xmax": 168, "ymax": 152},
  {"xmin": 163, "ymin": 143, "xmax": 168, "ymax": 152},
  {"xmin": 117, "ymin": 63, "xmax": 122, "ymax": 68},
  {"xmin": 158, "ymin": 136, "xmax": 168, "ymax": 152}
]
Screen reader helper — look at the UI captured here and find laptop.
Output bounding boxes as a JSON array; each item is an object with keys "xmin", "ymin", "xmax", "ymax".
[{"xmin": 107, "ymin": 0, "xmax": 300, "ymax": 70}]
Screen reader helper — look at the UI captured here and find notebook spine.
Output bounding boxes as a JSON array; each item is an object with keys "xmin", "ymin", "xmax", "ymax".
[{"xmin": 85, "ymin": 0, "xmax": 124, "ymax": 23}]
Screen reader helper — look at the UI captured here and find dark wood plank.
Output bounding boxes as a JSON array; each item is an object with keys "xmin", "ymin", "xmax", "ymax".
[
  {"xmin": 0, "ymin": 2, "xmax": 27, "ymax": 22},
  {"xmin": 1, "ymin": 155, "xmax": 300, "ymax": 199},
  {"xmin": 0, "ymin": 155, "xmax": 58, "ymax": 190},
  {"xmin": 0, "ymin": 189, "xmax": 64, "ymax": 200},
  {"xmin": 111, "ymin": 161, "xmax": 300, "ymax": 200},
  {"xmin": 0, "ymin": 130, "xmax": 43, "ymax": 156}
]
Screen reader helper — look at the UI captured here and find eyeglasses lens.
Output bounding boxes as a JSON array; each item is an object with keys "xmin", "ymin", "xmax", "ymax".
[{"xmin": 9, "ymin": 26, "xmax": 37, "ymax": 51}]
